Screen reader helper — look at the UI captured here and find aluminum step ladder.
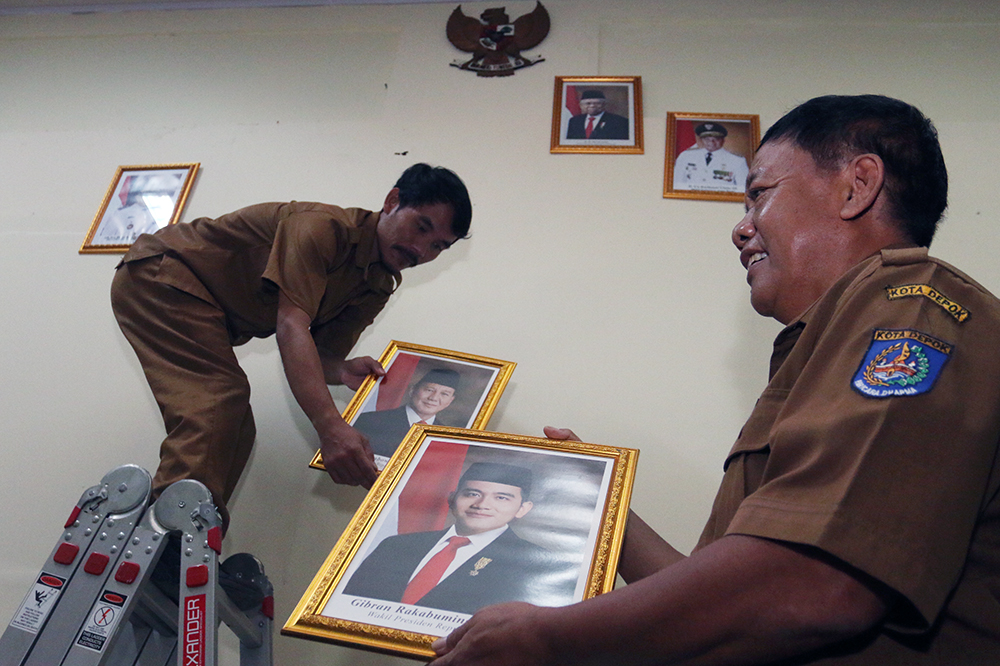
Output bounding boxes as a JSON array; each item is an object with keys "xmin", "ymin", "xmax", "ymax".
[{"xmin": 1, "ymin": 465, "xmax": 273, "ymax": 666}]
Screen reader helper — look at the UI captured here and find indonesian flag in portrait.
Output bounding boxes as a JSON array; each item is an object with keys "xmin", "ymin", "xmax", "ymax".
[
  {"xmin": 675, "ymin": 119, "xmax": 700, "ymax": 157},
  {"xmin": 374, "ymin": 353, "xmax": 421, "ymax": 410},
  {"xmin": 396, "ymin": 440, "xmax": 469, "ymax": 534},
  {"xmin": 565, "ymin": 85, "xmax": 581, "ymax": 116},
  {"xmin": 117, "ymin": 175, "xmax": 134, "ymax": 207}
]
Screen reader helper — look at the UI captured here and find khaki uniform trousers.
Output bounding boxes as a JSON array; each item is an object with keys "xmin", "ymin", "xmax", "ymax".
[{"xmin": 111, "ymin": 255, "xmax": 257, "ymax": 528}]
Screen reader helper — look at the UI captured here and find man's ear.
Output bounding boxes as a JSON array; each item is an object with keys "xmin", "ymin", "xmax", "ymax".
[
  {"xmin": 841, "ymin": 153, "xmax": 885, "ymax": 220},
  {"xmin": 446, "ymin": 491, "xmax": 456, "ymax": 510},
  {"xmin": 513, "ymin": 501, "xmax": 534, "ymax": 519},
  {"xmin": 382, "ymin": 187, "xmax": 400, "ymax": 215}
]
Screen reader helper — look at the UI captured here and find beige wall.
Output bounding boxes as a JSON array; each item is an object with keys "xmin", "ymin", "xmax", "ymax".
[{"xmin": 2, "ymin": 1, "xmax": 998, "ymax": 663}]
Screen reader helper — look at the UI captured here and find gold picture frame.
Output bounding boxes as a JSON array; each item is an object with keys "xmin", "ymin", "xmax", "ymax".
[
  {"xmin": 310, "ymin": 341, "xmax": 516, "ymax": 472},
  {"xmin": 550, "ymin": 76, "xmax": 643, "ymax": 154},
  {"xmin": 663, "ymin": 112, "xmax": 759, "ymax": 202},
  {"xmin": 80, "ymin": 163, "xmax": 199, "ymax": 254},
  {"xmin": 286, "ymin": 426, "xmax": 638, "ymax": 659}
]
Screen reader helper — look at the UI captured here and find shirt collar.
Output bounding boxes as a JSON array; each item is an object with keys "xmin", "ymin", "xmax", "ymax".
[
  {"xmin": 769, "ymin": 322, "xmax": 804, "ymax": 380},
  {"xmin": 441, "ymin": 524, "xmax": 508, "ymax": 548},
  {"xmin": 766, "ymin": 245, "xmax": 924, "ymax": 379},
  {"xmin": 405, "ymin": 405, "xmax": 435, "ymax": 426},
  {"xmin": 879, "ymin": 244, "xmax": 926, "ymax": 265}
]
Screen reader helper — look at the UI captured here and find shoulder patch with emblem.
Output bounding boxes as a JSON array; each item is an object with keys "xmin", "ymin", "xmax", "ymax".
[
  {"xmin": 852, "ymin": 329, "xmax": 952, "ymax": 398},
  {"xmin": 885, "ymin": 284, "xmax": 970, "ymax": 322}
]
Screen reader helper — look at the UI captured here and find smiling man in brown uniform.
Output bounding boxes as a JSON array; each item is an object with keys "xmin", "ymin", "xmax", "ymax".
[
  {"xmin": 111, "ymin": 163, "xmax": 471, "ymax": 526},
  {"xmin": 432, "ymin": 96, "xmax": 1000, "ymax": 665}
]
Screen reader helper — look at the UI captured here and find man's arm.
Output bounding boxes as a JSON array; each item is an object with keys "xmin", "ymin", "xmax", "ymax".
[
  {"xmin": 275, "ymin": 290, "xmax": 378, "ymax": 488},
  {"xmin": 618, "ymin": 510, "xmax": 686, "ymax": 582},
  {"xmin": 432, "ymin": 534, "xmax": 890, "ymax": 666}
]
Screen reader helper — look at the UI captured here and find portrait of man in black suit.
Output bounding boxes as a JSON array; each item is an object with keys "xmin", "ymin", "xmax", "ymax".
[
  {"xmin": 353, "ymin": 368, "xmax": 461, "ymax": 460},
  {"xmin": 342, "ymin": 462, "xmax": 575, "ymax": 614},
  {"xmin": 565, "ymin": 89, "xmax": 630, "ymax": 141}
]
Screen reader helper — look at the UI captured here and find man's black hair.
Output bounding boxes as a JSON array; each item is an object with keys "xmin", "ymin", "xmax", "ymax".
[
  {"xmin": 456, "ymin": 462, "xmax": 532, "ymax": 501},
  {"xmin": 761, "ymin": 95, "xmax": 947, "ymax": 247},
  {"xmin": 394, "ymin": 163, "xmax": 473, "ymax": 239},
  {"xmin": 414, "ymin": 368, "xmax": 461, "ymax": 391}
]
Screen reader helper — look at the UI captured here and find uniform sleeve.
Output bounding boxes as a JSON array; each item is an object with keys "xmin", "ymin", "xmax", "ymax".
[
  {"xmin": 726, "ymin": 263, "xmax": 1000, "ymax": 630},
  {"xmin": 261, "ymin": 209, "xmax": 350, "ymax": 320}
]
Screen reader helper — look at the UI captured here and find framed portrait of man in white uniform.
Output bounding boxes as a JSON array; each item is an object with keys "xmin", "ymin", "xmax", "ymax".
[{"xmin": 663, "ymin": 112, "xmax": 759, "ymax": 202}]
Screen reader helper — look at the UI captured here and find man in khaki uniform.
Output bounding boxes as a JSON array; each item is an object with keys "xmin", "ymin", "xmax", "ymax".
[
  {"xmin": 111, "ymin": 163, "xmax": 471, "ymax": 526},
  {"xmin": 432, "ymin": 96, "xmax": 1000, "ymax": 664}
]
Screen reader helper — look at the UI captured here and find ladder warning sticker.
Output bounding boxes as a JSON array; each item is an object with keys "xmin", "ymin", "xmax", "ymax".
[
  {"xmin": 76, "ymin": 590, "xmax": 128, "ymax": 653},
  {"xmin": 9, "ymin": 572, "xmax": 66, "ymax": 634}
]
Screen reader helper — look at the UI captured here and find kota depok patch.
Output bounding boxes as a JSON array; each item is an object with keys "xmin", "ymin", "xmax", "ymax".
[
  {"xmin": 885, "ymin": 284, "xmax": 970, "ymax": 322},
  {"xmin": 852, "ymin": 329, "xmax": 953, "ymax": 398}
]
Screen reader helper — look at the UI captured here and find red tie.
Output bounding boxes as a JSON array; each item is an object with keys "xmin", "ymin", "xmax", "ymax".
[
  {"xmin": 585, "ymin": 116, "xmax": 595, "ymax": 138},
  {"xmin": 401, "ymin": 536, "xmax": 471, "ymax": 605}
]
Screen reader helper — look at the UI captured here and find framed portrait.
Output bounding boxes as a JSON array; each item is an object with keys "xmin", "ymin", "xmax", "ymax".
[
  {"xmin": 310, "ymin": 341, "xmax": 516, "ymax": 472},
  {"xmin": 663, "ymin": 112, "xmax": 760, "ymax": 202},
  {"xmin": 550, "ymin": 76, "xmax": 643, "ymax": 154},
  {"xmin": 285, "ymin": 426, "xmax": 638, "ymax": 659},
  {"xmin": 80, "ymin": 163, "xmax": 199, "ymax": 254}
]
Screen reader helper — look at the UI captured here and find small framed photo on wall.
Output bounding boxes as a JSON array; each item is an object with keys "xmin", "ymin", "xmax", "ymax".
[
  {"xmin": 551, "ymin": 76, "xmax": 643, "ymax": 154},
  {"xmin": 286, "ymin": 427, "xmax": 638, "ymax": 659},
  {"xmin": 80, "ymin": 163, "xmax": 199, "ymax": 253},
  {"xmin": 663, "ymin": 113, "xmax": 759, "ymax": 202}
]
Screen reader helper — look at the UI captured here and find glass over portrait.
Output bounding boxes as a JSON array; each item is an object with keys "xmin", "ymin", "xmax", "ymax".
[
  {"xmin": 310, "ymin": 340, "xmax": 516, "ymax": 471},
  {"xmin": 663, "ymin": 112, "xmax": 760, "ymax": 202},
  {"xmin": 285, "ymin": 428, "xmax": 638, "ymax": 659},
  {"xmin": 550, "ymin": 76, "xmax": 643, "ymax": 154},
  {"xmin": 80, "ymin": 163, "xmax": 199, "ymax": 253}
]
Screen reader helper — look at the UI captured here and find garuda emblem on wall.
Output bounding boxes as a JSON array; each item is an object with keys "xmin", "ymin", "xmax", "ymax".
[{"xmin": 447, "ymin": 2, "xmax": 550, "ymax": 77}]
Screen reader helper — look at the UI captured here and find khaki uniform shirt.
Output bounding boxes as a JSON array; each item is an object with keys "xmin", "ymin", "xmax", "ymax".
[
  {"xmin": 697, "ymin": 247, "xmax": 1000, "ymax": 663},
  {"xmin": 122, "ymin": 201, "xmax": 397, "ymax": 358}
]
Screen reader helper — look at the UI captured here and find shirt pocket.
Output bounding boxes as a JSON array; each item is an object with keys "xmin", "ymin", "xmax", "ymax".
[{"xmin": 724, "ymin": 388, "xmax": 789, "ymax": 472}]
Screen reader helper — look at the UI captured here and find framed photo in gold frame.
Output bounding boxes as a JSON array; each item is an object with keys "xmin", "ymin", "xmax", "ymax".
[
  {"xmin": 663, "ymin": 112, "xmax": 759, "ymax": 202},
  {"xmin": 550, "ymin": 76, "xmax": 643, "ymax": 154},
  {"xmin": 286, "ymin": 426, "xmax": 638, "ymax": 660},
  {"xmin": 80, "ymin": 163, "xmax": 199, "ymax": 253},
  {"xmin": 310, "ymin": 341, "xmax": 516, "ymax": 472}
]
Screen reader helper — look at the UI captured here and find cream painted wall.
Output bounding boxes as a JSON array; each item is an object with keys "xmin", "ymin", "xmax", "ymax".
[{"xmin": 1, "ymin": 1, "xmax": 998, "ymax": 664}]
